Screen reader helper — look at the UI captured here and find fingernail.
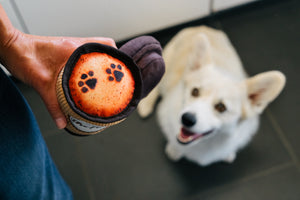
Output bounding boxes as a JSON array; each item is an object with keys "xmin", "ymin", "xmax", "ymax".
[{"xmin": 55, "ymin": 118, "xmax": 67, "ymax": 129}]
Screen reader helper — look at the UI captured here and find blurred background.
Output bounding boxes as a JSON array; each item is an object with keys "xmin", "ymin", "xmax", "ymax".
[
  {"xmin": 1, "ymin": 0, "xmax": 254, "ymax": 40},
  {"xmin": 2, "ymin": 0, "xmax": 300, "ymax": 199}
]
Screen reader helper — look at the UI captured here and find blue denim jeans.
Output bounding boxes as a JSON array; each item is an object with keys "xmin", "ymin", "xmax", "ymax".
[{"xmin": 0, "ymin": 68, "xmax": 73, "ymax": 200}]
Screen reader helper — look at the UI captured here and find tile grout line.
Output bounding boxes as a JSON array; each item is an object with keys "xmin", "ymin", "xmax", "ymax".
[
  {"xmin": 43, "ymin": 132, "xmax": 97, "ymax": 198},
  {"xmin": 266, "ymin": 109, "xmax": 300, "ymax": 171},
  {"xmin": 239, "ymin": 162, "xmax": 293, "ymax": 183},
  {"xmin": 216, "ymin": 3, "xmax": 300, "ymax": 173},
  {"xmin": 189, "ymin": 162, "xmax": 294, "ymax": 200},
  {"xmin": 73, "ymin": 137, "xmax": 97, "ymax": 200},
  {"xmin": 42, "ymin": 133, "xmax": 96, "ymax": 198}
]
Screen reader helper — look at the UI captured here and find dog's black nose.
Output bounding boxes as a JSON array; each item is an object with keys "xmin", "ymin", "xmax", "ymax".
[{"xmin": 181, "ymin": 112, "xmax": 196, "ymax": 127}]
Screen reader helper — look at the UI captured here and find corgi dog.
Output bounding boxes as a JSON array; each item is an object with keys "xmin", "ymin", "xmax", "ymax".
[{"xmin": 138, "ymin": 26, "xmax": 286, "ymax": 166}]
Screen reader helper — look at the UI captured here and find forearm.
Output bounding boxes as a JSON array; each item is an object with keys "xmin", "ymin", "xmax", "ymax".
[
  {"xmin": 0, "ymin": 4, "xmax": 24, "ymax": 72},
  {"xmin": 0, "ymin": 4, "xmax": 29, "ymax": 79},
  {"xmin": 0, "ymin": 5, "xmax": 17, "ymax": 51}
]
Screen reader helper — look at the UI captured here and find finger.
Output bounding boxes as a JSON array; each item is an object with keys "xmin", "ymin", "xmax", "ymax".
[
  {"xmin": 78, "ymin": 37, "xmax": 117, "ymax": 48},
  {"xmin": 40, "ymin": 88, "xmax": 67, "ymax": 129},
  {"xmin": 95, "ymin": 37, "xmax": 117, "ymax": 48}
]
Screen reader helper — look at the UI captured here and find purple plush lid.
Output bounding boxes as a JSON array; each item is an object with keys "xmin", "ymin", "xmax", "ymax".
[{"xmin": 120, "ymin": 36, "xmax": 165, "ymax": 98}]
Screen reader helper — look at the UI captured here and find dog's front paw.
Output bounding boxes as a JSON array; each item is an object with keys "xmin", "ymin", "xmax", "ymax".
[
  {"xmin": 137, "ymin": 99, "xmax": 154, "ymax": 118},
  {"xmin": 165, "ymin": 144, "xmax": 183, "ymax": 161},
  {"xmin": 137, "ymin": 88, "xmax": 159, "ymax": 118},
  {"xmin": 224, "ymin": 153, "xmax": 236, "ymax": 163}
]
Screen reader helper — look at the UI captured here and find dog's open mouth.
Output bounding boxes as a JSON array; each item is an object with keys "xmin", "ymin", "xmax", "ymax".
[{"xmin": 177, "ymin": 127, "xmax": 213, "ymax": 145}]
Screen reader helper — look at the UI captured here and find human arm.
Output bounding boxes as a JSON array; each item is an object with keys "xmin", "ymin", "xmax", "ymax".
[{"xmin": 0, "ymin": 4, "xmax": 116, "ymax": 129}]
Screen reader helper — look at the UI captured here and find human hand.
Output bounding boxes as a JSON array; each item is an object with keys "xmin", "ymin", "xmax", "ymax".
[{"xmin": 0, "ymin": 29, "xmax": 116, "ymax": 129}]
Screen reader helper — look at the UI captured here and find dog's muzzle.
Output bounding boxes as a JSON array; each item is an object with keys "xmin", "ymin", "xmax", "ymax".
[
  {"xmin": 177, "ymin": 112, "xmax": 214, "ymax": 144},
  {"xmin": 181, "ymin": 112, "xmax": 196, "ymax": 127}
]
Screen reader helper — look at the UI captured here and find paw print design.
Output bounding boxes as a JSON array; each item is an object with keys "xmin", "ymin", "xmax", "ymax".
[
  {"xmin": 106, "ymin": 63, "xmax": 124, "ymax": 82},
  {"xmin": 78, "ymin": 71, "xmax": 97, "ymax": 93}
]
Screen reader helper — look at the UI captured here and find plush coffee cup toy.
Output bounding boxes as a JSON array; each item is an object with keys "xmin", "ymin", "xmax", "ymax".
[{"xmin": 56, "ymin": 36, "xmax": 165, "ymax": 135}]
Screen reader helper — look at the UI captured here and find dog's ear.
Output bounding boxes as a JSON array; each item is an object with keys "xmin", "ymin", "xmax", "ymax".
[
  {"xmin": 245, "ymin": 71, "xmax": 285, "ymax": 114},
  {"xmin": 187, "ymin": 34, "xmax": 212, "ymax": 72}
]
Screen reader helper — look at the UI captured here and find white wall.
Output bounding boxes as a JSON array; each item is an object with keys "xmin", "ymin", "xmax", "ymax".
[
  {"xmin": 13, "ymin": 0, "xmax": 211, "ymax": 41},
  {"xmin": 9, "ymin": 0, "xmax": 255, "ymax": 41},
  {"xmin": 2, "ymin": 0, "xmax": 255, "ymax": 41}
]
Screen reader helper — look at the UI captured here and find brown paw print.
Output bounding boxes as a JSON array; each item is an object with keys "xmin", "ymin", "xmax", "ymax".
[
  {"xmin": 78, "ymin": 71, "xmax": 97, "ymax": 93},
  {"xmin": 106, "ymin": 63, "xmax": 124, "ymax": 82}
]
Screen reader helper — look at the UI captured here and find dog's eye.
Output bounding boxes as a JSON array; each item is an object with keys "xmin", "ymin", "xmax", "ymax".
[
  {"xmin": 215, "ymin": 102, "xmax": 227, "ymax": 113},
  {"xmin": 191, "ymin": 88, "xmax": 200, "ymax": 97}
]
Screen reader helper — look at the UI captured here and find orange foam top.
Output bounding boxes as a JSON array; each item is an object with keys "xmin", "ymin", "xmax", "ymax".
[{"xmin": 68, "ymin": 52, "xmax": 135, "ymax": 118}]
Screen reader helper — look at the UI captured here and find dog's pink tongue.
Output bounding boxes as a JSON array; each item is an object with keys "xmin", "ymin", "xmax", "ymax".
[
  {"xmin": 177, "ymin": 128, "xmax": 196, "ymax": 144},
  {"xmin": 181, "ymin": 128, "xmax": 195, "ymax": 138}
]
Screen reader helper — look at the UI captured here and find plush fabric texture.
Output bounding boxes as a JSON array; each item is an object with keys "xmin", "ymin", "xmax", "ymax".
[
  {"xmin": 62, "ymin": 36, "xmax": 165, "ymax": 127},
  {"xmin": 120, "ymin": 36, "xmax": 165, "ymax": 98},
  {"xmin": 62, "ymin": 43, "xmax": 142, "ymax": 123}
]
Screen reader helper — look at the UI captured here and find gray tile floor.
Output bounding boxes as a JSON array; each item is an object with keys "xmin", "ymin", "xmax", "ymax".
[{"xmin": 16, "ymin": 0, "xmax": 300, "ymax": 199}]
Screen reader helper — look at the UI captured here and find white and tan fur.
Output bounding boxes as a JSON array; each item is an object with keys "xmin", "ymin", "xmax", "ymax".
[{"xmin": 138, "ymin": 26, "xmax": 286, "ymax": 166}]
